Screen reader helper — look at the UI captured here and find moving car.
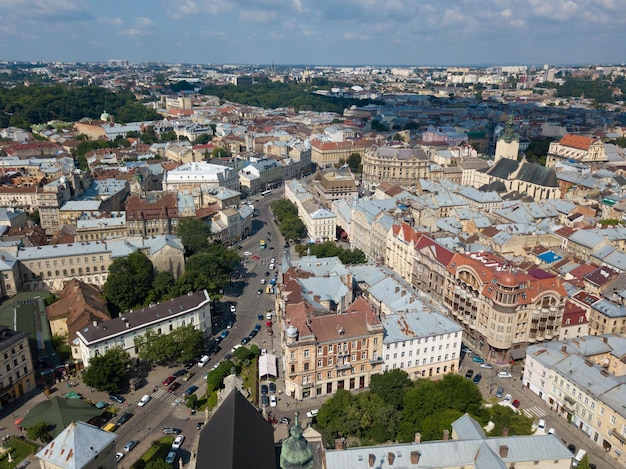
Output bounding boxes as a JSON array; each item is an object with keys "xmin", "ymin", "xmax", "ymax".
[
  {"xmin": 162, "ymin": 376, "xmax": 176, "ymax": 386},
  {"xmin": 116, "ymin": 413, "xmax": 133, "ymax": 426},
  {"xmin": 165, "ymin": 451, "xmax": 177, "ymax": 464},
  {"xmin": 171, "ymin": 435, "xmax": 185, "ymax": 451},
  {"xmin": 109, "ymin": 393, "xmax": 125, "ymax": 404},
  {"xmin": 137, "ymin": 394, "xmax": 151, "ymax": 407},
  {"xmin": 163, "ymin": 427, "xmax": 182, "ymax": 435},
  {"xmin": 244, "ymin": 251, "xmax": 252, "ymax": 256},
  {"xmin": 497, "ymin": 371, "xmax": 512, "ymax": 378},
  {"xmin": 124, "ymin": 440, "xmax": 139, "ymax": 452},
  {"xmin": 184, "ymin": 385, "xmax": 198, "ymax": 397}
]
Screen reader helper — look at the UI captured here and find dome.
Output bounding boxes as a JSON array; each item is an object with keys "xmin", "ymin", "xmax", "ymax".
[
  {"xmin": 280, "ymin": 412, "xmax": 314, "ymax": 469},
  {"xmin": 100, "ymin": 110, "xmax": 111, "ymax": 121},
  {"xmin": 286, "ymin": 325, "xmax": 298, "ymax": 339},
  {"xmin": 496, "ymin": 271, "xmax": 518, "ymax": 288}
]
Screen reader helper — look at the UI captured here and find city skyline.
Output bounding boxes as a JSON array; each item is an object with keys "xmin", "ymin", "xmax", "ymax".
[{"xmin": 0, "ymin": 0, "xmax": 625, "ymax": 67}]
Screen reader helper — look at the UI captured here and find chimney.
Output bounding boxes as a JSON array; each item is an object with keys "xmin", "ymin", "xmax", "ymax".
[
  {"xmin": 443, "ymin": 429, "xmax": 449, "ymax": 441},
  {"xmin": 334, "ymin": 438, "xmax": 346, "ymax": 450},
  {"xmin": 603, "ymin": 336, "xmax": 608, "ymax": 343},
  {"xmin": 368, "ymin": 454, "xmax": 376, "ymax": 467},
  {"xmin": 499, "ymin": 445, "xmax": 509, "ymax": 458},
  {"xmin": 387, "ymin": 452, "xmax": 395, "ymax": 465},
  {"xmin": 502, "ymin": 427, "xmax": 509, "ymax": 437},
  {"xmin": 560, "ymin": 346, "xmax": 567, "ymax": 353},
  {"xmin": 395, "ymin": 286, "xmax": 400, "ymax": 293},
  {"xmin": 410, "ymin": 451, "xmax": 420, "ymax": 464},
  {"xmin": 414, "ymin": 432, "xmax": 421, "ymax": 443}
]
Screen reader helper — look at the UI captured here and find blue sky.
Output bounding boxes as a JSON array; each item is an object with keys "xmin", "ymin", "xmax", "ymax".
[{"xmin": 0, "ymin": 0, "xmax": 624, "ymax": 66}]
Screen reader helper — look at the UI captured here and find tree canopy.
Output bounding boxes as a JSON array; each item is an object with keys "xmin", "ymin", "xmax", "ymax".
[
  {"xmin": 82, "ymin": 347, "xmax": 130, "ymax": 393},
  {"xmin": 271, "ymin": 198, "xmax": 306, "ymax": 241},
  {"xmin": 177, "ymin": 218, "xmax": 213, "ymax": 256},
  {"xmin": 103, "ymin": 251, "xmax": 154, "ymax": 313},
  {"xmin": 135, "ymin": 324, "xmax": 205, "ymax": 366},
  {"xmin": 296, "ymin": 241, "xmax": 367, "ymax": 265}
]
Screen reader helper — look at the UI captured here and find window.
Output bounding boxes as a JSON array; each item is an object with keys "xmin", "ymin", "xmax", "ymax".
[
  {"xmin": 318, "ymin": 346, "xmax": 323, "ymax": 355},
  {"xmin": 327, "ymin": 371, "xmax": 332, "ymax": 378},
  {"xmin": 318, "ymin": 360, "xmax": 322, "ymax": 367},
  {"xmin": 304, "ymin": 349, "xmax": 310, "ymax": 358}
]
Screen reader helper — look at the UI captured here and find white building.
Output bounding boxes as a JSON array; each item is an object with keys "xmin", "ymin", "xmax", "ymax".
[
  {"xmin": 74, "ymin": 290, "xmax": 211, "ymax": 366},
  {"xmin": 162, "ymin": 162, "xmax": 240, "ymax": 192}
]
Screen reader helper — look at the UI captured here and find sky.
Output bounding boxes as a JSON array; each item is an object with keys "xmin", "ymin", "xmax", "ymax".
[{"xmin": 0, "ymin": 0, "xmax": 625, "ymax": 66}]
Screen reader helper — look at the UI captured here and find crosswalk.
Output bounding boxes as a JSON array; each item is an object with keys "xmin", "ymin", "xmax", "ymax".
[
  {"xmin": 151, "ymin": 388, "xmax": 184, "ymax": 406},
  {"xmin": 523, "ymin": 406, "xmax": 547, "ymax": 419}
]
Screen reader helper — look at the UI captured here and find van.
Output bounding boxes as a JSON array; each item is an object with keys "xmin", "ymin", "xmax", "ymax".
[
  {"xmin": 537, "ymin": 419, "xmax": 545, "ymax": 431},
  {"xmin": 573, "ymin": 449, "xmax": 586, "ymax": 467},
  {"xmin": 198, "ymin": 355, "xmax": 210, "ymax": 367},
  {"xmin": 103, "ymin": 422, "xmax": 117, "ymax": 432}
]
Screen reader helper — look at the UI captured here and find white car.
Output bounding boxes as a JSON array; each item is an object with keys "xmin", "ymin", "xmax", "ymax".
[
  {"xmin": 261, "ymin": 279, "xmax": 266, "ymax": 284},
  {"xmin": 269, "ymin": 395, "xmax": 277, "ymax": 408},
  {"xmin": 115, "ymin": 452, "xmax": 125, "ymax": 462},
  {"xmin": 137, "ymin": 394, "xmax": 151, "ymax": 407},
  {"xmin": 244, "ymin": 251, "xmax": 252, "ymax": 256},
  {"xmin": 231, "ymin": 344, "xmax": 242, "ymax": 353},
  {"xmin": 503, "ymin": 394, "xmax": 512, "ymax": 403},
  {"xmin": 230, "ymin": 304, "xmax": 236, "ymax": 313},
  {"xmin": 306, "ymin": 409, "xmax": 318, "ymax": 418},
  {"xmin": 171, "ymin": 435, "xmax": 185, "ymax": 450},
  {"xmin": 497, "ymin": 371, "xmax": 512, "ymax": 378}
]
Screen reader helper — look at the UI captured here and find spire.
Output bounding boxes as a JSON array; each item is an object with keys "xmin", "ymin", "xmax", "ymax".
[
  {"xmin": 502, "ymin": 114, "xmax": 518, "ymax": 144},
  {"xmin": 280, "ymin": 410, "xmax": 314, "ymax": 469}
]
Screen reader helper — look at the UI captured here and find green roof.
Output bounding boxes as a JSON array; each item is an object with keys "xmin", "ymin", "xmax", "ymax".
[{"xmin": 20, "ymin": 397, "xmax": 102, "ymax": 437}]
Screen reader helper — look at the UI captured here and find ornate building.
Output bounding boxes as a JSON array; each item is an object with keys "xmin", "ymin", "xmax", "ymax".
[{"xmin": 361, "ymin": 146, "xmax": 429, "ymax": 189}]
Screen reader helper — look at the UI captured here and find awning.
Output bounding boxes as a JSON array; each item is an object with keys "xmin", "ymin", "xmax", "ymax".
[
  {"xmin": 510, "ymin": 349, "xmax": 526, "ymax": 360},
  {"xmin": 258, "ymin": 353, "xmax": 277, "ymax": 378}
]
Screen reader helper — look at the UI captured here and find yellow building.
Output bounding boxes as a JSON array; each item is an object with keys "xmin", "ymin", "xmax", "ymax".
[{"xmin": 0, "ymin": 326, "xmax": 36, "ymax": 407}]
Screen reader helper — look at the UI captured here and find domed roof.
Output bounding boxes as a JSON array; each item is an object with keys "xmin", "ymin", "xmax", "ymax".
[
  {"xmin": 100, "ymin": 110, "xmax": 110, "ymax": 121},
  {"xmin": 280, "ymin": 412, "xmax": 314, "ymax": 469},
  {"xmin": 496, "ymin": 271, "xmax": 518, "ymax": 287},
  {"xmin": 286, "ymin": 325, "xmax": 298, "ymax": 338}
]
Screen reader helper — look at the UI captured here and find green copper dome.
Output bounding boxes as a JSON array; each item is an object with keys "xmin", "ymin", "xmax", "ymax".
[{"xmin": 280, "ymin": 411, "xmax": 314, "ymax": 469}]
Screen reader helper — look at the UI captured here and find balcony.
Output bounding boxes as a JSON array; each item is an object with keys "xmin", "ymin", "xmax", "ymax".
[
  {"xmin": 336, "ymin": 362, "xmax": 352, "ymax": 371},
  {"xmin": 369, "ymin": 357, "xmax": 383, "ymax": 365},
  {"xmin": 562, "ymin": 397, "xmax": 575, "ymax": 413}
]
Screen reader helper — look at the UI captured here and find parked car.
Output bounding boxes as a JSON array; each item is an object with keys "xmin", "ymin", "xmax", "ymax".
[
  {"xmin": 115, "ymin": 452, "xmax": 125, "ymax": 462},
  {"xmin": 168, "ymin": 382, "xmax": 181, "ymax": 393},
  {"xmin": 219, "ymin": 330, "xmax": 229, "ymax": 340},
  {"xmin": 261, "ymin": 279, "xmax": 267, "ymax": 284},
  {"xmin": 495, "ymin": 387, "xmax": 504, "ymax": 398},
  {"xmin": 280, "ymin": 417, "xmax": 291, "ymax": 425},
  {"xmin": 162, "ymin": 376, "xmax": 175, "ymax": 386},
  {"xmin": 171, "ymin": 435, "xmax": 185, "ymax": 451},
  {"xmin": 165, "ymin": 451, "xmax": 177, "ymax": 464},
  {"xmin": 306, "ymin": 409, "xmax": 318, "ymax": 419},
  {"xmin": 497, "ymin": 371, "xmax": 512, "ymax": 378},
  {"xmin": 261, "ymin": 384, "xmax": 269, "ymax": 395},
  {"xmin": 465, "ymin": 369, "xmax": 474, "ymax": 379},
  {"xmin": 184, "ymin": 385, "xmax": 198, "ymax": 397},
  {"xmin": 109, "ymin": 393, "xmax": 125, "ymax": 404},
  {"xmin": 472, "ymin": 373, "xmax": 482, "ymax": 384},
  {"xmin": 163, "ymin": 427, "xmax": 182, "ymax": 435},
  {"xmin": 197, "ymin": 421, "xmax": 204, "ymax": 430},
  {"xmin": 137, "ymin": 394, "xmax": 151, "ymax": 407},
  {"xmin": 472, "ymin": 356, "xmax": 484, "ymax": 363},
  {"xmin": 269, "ymin": 382, "xmax": 276, "ymax": 394},
  {"xmin": 512, "ymin": 399, "xmax": 520, "ymax": 409},
  {"xmin": 226, "ymin": 318, "xmax": 235, "ymax": 328},
  {"xmin": 230, "ymin": 304, "xmax": 236, "ymax": 313},
  {"xmin": 261, "ymin": 395, "xmax": 270, "ymax": 406},
  {"xmin": 173, "ymin": 369, "xmax": 187, "ymax": 377},
  {"xmin": 116, "ymin": 413, "xmax": 133, "ymax": 425},
  {"xmin": 547, "ymin": 428, "xmax": 555, "ymax": 435},
  {"xmin": 503, "ymin": 394, "xmax": 512, "ymax": 403},
  {"xmin": 480, "ymin": 363, "xmax": 493, "ymax": 369},
  {"xmin": 269, "ymin": 396, "xmax": 277, "ymax": 407},
  {"xmin": 124, "ymin": 440, "xmax": 139, "ymax": 452},
  {"xmin": 538, "ymin": 419, "xmax": 546, "ymax": 431},
  {"xmin": 248, "ymin": 329, "xmax": 258, "ymax": 338},
  {"xmin": 241, "ymin": 337, "xmax": 250, "ymax": 345},
  {"xmin": 257, "ymin": 289, "xmax": 263, "ymax": 295},
  {"xmin": 183, "ymin": 371, "xmax": 195, "ymax": 381}
]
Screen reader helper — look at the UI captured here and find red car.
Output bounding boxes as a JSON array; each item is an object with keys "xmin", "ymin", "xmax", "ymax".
[
  {"xmin": 168, "ymin": 382, "xmax": 181, "ymax": 393},
  {"xmin": 162, "ymin": 376, "xmax": 175, "ymax": 386},
  {"xmin": 512, "ymin": 399, "xmax": 520, "ymax": 409}
]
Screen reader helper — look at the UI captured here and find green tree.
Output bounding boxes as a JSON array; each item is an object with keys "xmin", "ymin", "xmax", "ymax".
[
  {"xmin": 148, "ymin": 271, "xmax": 175, "ymax": 302},
  {"xmin": 176, "ymin": 218, "xmax": 212, "ymax": 256},
  {"xmin": 194, "ymin": 133, "xmax": 212, "ymax": 144},
  {"xmin": 575, "ymin": 454, "xmax": 592, "ymax": 469},
  {"xmin": 171, "ymin": 246, "xmax": 238, "ymax": 296},
  {"xmin": 212, "ymin": 147, "xmax": 229, "ymax": 158},
  {"xmin": 135, "ymin": 325, "xmax": 204, "ymax": 366},
  {"xmin": 347, "ymin": 152, "xmax": 361, "ymax": 172},
  {"xmin": 103, "ymin": 251, "xmax": 154, "ymax": 313},
  {"xmin": 233, "ymin": 346, "xmax": 254, "ymax": 361},
  {"xmin": 370, "ymin": 369, "xmax": 411, "ymax": 409},
  {"xmin": 28, "ymin": 209, "xmax": 40, "ymax": 225},
  {"xmin": 27, "ymin": 421, "xmax": 52, "ymax": 442},
  {"xmin": 371, "ymin": 120, "xmax": 388, "ymax": 132},
  {"xmin": 82, "ymin": 347, "xmax": 130, "ymax": 392},
  {"xmin": 50, "ymin": 334, "xmax": 71, "ymax": 361},
  {"xmin": 145, "ymin": 460, "xmax": 172, "ymax": 469},
  {"xmin": 186, "ymin": 393, "xmax": 198, "ymax": 409},
  {"xmin": 279, "ymin": 215, "xmax": 306, "ymax": 241},
  {"xmin": 486, "ymin": 404, "xmax": 533, "ymax": 436}
]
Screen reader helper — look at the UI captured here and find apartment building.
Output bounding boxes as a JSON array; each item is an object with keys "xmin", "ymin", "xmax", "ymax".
[
  {"xmin": 74, "ymin": 290, "xmax": 211, "ymax": 367},
  {"xmin": 75, "ymin": 213, "xmax": 127, "ymax": 242},
  {"xmin": 311, "ymin": 171, "xmax": 359, "ymax": 208},
  {"xmin": 310, "ymin": 139, "xmax": 375, "ymax": 168},
  {"xmin": 125, "ymin": 192, "xmax": 179, "ymax": 237},
  {"xmin": 443, "ymin": 251, "xmax": 566, "ymax": 362},
  {"xmin": 382, "ymin": 312, "xmax": 463, "ymax": 380},
  {"xmin": 284, "ymin": 179, "xmax": 336, "ymax": 243},
  {"xmin": 281, "ymin": 297, "xmax": 384, "ymax": 400},
  {"xmin": 524, "ymin": 335, "xmax": 626, "ymax": 466},
  {"xmin": 0, "ymin": 326, "xmax": 36, "ymax": 407},
  {"xmin": 361, "ymin": 146, "xmax": 429, "ymax": 189},
  {"xmin": 162, "ymin": 162, "xmax": 240, "ymax": 193},
  {"xmin": 546, "ymin": 133, "xmax": 606, "ymax": 168}
]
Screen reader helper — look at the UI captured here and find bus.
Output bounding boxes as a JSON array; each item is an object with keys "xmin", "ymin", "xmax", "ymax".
[
  {"xmin": 261, "ymin": 189, "xmax": 272, "ymax": 197},
  {"xmin": 260, "ymin": 239, "xmax": 266, "ymax": 249}
]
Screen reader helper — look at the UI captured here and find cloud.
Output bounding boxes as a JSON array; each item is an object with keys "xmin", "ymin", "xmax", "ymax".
[
  {"xmin": 0, "ymin": 0, "xmax": 91, "ymax": 21},
  {"xmin": 120, "ymin": 17, "xmax": 155, "ymax": 37},
  {"xmin": 164, "ymin": 0, "xmax": 233, "ymax": 18},
  {"xmin": 97, "ymin": 17, "xmax": 123, "ymax": 26},
  {"xmin": 238, "ymin": 9, "xmax": 277, "ymax": 23}
]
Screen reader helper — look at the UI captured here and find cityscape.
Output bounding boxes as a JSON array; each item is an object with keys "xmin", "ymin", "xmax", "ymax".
[{"xmin": 2, "ymin": 14, "xmax": 626, "ymax": 467}]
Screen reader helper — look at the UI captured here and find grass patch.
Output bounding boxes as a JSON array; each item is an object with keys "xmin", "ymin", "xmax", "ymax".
[
  {"xmin": 205, "ymin": 391, "xmax": 218, "ymax": 410},
  {"xmin": 139, "ymin": 436, "xmax": 174, "ymax": 465},
  {"xmin": 241, "ymin": 357, "xmax": 258, "ymax": 403},
  {"xmin": 0, "ymin": 438, "xmax": 38, "ymax": 468}
]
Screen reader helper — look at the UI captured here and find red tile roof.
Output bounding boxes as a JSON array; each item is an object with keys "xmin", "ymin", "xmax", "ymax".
[{"xmin": 558, "ymin": 134, "xmax": 595, "ymax": 151}]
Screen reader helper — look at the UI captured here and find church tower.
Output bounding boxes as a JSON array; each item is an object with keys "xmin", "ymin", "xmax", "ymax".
[{"xmin": 494, "ymin": 114, "xmax": 519, "ymax": 163}]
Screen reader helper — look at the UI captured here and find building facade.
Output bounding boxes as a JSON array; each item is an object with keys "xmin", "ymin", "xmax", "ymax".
[
  {"xmin": 0, "ymin": 326, "xmax": 36, "ymax": 408},
  {"xmin": 361, "ymin": 146, "xmax": 429, "ymax": 189}
]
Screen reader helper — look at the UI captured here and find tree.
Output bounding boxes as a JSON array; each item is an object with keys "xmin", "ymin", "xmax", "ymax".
[
  {"xmin": 103, "ymin": 251, "xmax": 154, "ymax": 313},
  {"xmin": 347, "ymin": 152, "xmax": 361, "ymax": 172},
  {"xmin": 145, "ymin": 460, "xmax": 172, "ymax": 469},
  {"xmin": 370, "ymin": 369, "xmax": 411, "ymax": 409},
  {"xmin": 51, "ymin": 334, "xmax": 71, "ymax": 361},
  {"xmin": 212, "ymin": 147, "xmax": 229, "ymax": 158},
  {"xmin": 186, "ymin": 393, "xmax": 198, "ymax": 409},
  {"xmin": 28, "ymin": 209, "xmax": 40, "ymax": 225},
  {"xmin": 194, "ymin": 133, "xmax": 212, "ymax": 144},
  {"xmin": 82, "ymin": 347, "xmax": 130, "ymax": 392},
  {"xmin": 171, "ymin": 247, "xmax": 238, "ymax": 296},
  {"xmin": 147, "ymin": 271, "xmax": 174, "ymax": 302},
  {"xmin": 27, "ymin": 421, "xmax": 52, "ymax": 442},
  {"xmin": 371, "ymin": 120, "xmax": 388, "ymax": 132},
  {"xmin": 575, "ymin": 454, "xmax": 592, "ymax": 469},
  {"xmin": 135, "ymin": 324, "xmax": 205, "ymax": 366},
  {"xmin": 176, "ymin": 218, "xmax": 212, "ymax": 256}
]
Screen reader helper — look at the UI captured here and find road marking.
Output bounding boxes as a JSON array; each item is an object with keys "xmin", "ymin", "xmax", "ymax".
[{"xmin": 523, "ymin": 406, "xmax": 547, "ymax": 418}]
